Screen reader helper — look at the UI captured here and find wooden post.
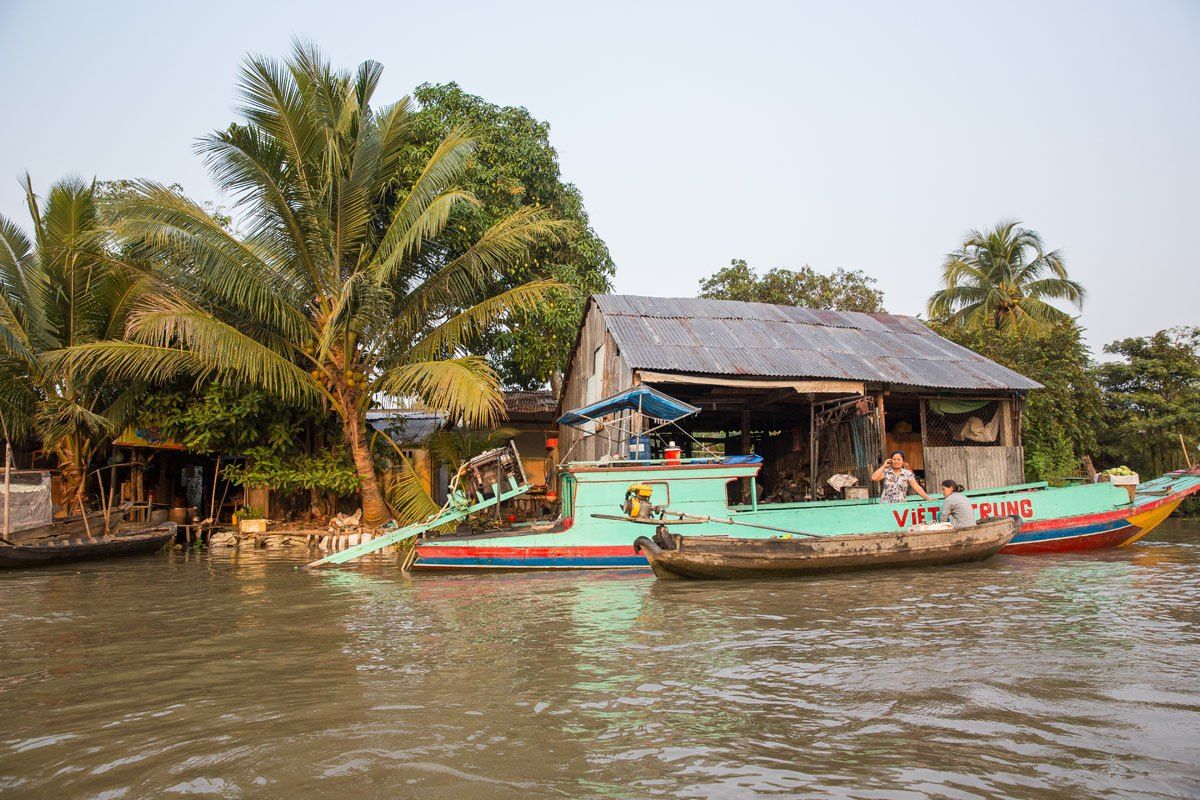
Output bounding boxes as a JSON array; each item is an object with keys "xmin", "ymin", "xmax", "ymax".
[
  {"xmin": 879, "ymin": 393, "xmax": 890, "ymax": 463},
  {"xmin": 78, "ymin": 479, "xmax": 92, "ymax": 539},
  {"xmin": 1181, "ymin": 433, "xmax": 1194, "ymax": 469},
  {"xmin": 808, "ymin": 398, "xmax": 817, "ymax": 500},
  {"xmin": 210, "ymin": 456, "xmax": 222, "ymax": 522},
  {"xmin": 3, "ymin": 441, "xmax": 11, "ymax": 540},
  {"xmin": 105, "ymin": 464, "xmax": 116, "ymax": 532}
]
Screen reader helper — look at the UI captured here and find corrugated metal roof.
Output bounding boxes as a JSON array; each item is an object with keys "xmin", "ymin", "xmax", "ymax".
[
  {"xmin": 593, "ymin": 295, "xmax": 1041, "ymax": 391},
  {"xmin": 504, "ymin": 390, "xmax": 557, "ymax": 415},
  {"xmin": 366, "ymin": 410, "xmax": 446, "ymax": 445}
]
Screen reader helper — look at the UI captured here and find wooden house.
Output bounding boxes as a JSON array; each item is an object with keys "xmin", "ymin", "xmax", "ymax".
[{"xmin": 559, "ymin": 295, "xmax": 1041, "ymax": 499}]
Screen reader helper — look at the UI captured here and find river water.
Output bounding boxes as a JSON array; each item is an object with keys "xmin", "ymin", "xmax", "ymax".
[{"xmin": 2, "ymin": 520, "xmax": 1200, "ymax": 799}]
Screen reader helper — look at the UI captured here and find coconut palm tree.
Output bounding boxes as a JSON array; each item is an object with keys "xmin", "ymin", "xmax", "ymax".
[
  {"xmin": 0, "ymin": 176, "xmax": 147, "ymax": 511},
  {"xmin": 62, "ymin": 42, "xmax": 563, "ymax": 525},
  {"xmin": 927, "ymin": 221, "xmax": 1085, "ymax": 332}
]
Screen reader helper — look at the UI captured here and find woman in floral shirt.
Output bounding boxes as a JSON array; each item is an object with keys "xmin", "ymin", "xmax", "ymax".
[{"xmin": 871, "ymin": 450, "xmax": 931, "ymax": 503}]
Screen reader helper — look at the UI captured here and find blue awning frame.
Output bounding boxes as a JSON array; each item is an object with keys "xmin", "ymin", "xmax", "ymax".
[{"xmin": 557, "ymin": 385, "xmax": 700, "ymax": 429}]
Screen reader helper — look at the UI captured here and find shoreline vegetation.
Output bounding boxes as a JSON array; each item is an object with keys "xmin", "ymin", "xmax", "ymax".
[{"xmin": 1, "ymin": 41, "xmax": 1197, "ymax": 527}]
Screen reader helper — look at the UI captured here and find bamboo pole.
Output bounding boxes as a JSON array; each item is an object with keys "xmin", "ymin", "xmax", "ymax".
[
  {"xmin": 77, "ymin": 478, "xmax": 93, "ymax": 539},
  {"xmin": 1181, "ymin": 433, "xmax": 1194, "ymax": 469},
  {"xmin": 105, "ymin": 464, "xmax": 116, "ymax": 532},
  {"xmin": 97, "ymin": 466, "xmax": 109, "ymax": 534}
]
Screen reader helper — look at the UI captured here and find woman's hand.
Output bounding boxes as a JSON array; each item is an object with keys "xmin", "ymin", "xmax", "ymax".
[{"xmin": 910, "ymin": 477, "xmax": 931, "ymax": 501}]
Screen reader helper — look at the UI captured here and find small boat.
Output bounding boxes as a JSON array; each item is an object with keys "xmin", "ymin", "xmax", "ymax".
[
  {"xmin": 632, "ymin": 517, "xmax": 1019, "ymax": 580},
  {"xmin": 12, "ymin": 506, "xmax": 130, "ymax": 543},
  {"xmin": 0, "ymin": 522, "xmax": 177, "ymax": 569}
]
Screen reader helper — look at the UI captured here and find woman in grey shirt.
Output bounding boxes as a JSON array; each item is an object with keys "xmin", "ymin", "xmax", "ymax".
[{"xmin": 938, "ymin": 480, "xmax": 975, "ymax": 528}]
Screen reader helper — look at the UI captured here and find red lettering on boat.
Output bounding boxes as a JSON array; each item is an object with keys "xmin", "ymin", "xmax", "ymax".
[
  {"xmin": 893, "ymin": 509, "xmax": 908, "ymax": 526},
  {"xmin": 1019, "ymin": 498, "xmax": 1033, "ymax": 518}
]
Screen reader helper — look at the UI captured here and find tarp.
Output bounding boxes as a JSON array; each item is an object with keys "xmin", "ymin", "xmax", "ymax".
[
  {"xmin": 558, "ymin": 386, "xmax": 700, "ymax": 429},
  {"xmin": 3, "ymin": 471, "xmax": 53, "ymax": 533}
]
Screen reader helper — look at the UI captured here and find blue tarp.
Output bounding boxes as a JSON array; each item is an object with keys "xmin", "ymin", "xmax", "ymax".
[
  {"xmin": 722, "ymin": 454, "xmax": 763, "ymax": 464},
  {"xmin": 558, "ymin": 386, "xmax": 700, "ymax": 429}
]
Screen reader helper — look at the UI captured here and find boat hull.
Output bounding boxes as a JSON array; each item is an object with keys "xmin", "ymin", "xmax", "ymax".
[
  {"xmin": 0, "ymin": 524, "xmax": 176, "ymax": 569},
  {"xmin": 634, "ymin": 518, "xmax": 1017, "ymax": 580},
  {"xmin": 413, "ymin": 468, "xmax": 1200, "ymax": 571}
]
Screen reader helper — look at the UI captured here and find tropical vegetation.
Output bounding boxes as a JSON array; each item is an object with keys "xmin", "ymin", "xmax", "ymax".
[
  {"xmin": 698, "ymin": 258, "xmax": 885, "ymax": 312},
  {"xmin": 57, "ymin": 42, "xmax": 564, "ymax": 525},
  {"xmin": 0, "ymin": 176, "xmax": 147, "ymax": 511},
  {"xmin": 1098, "ymin": 327, "xmax": 1200, "ymax": 478},
  {"xmin": 406, "ymin": 83, "xmax": 614, "ymax": 387},
  {"xmin": 927, "ymin": 221, "xmax": 1085, "ymax": 332}
]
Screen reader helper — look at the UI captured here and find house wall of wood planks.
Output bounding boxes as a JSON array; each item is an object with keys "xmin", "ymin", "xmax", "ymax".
[{"xmin": 558, "ymin": 303, "xmax": 634, "ymax": 463}]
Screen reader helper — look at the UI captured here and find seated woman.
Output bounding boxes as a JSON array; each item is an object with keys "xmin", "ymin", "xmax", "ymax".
[
  {"xmin": 937, "ymin": 480, "xmax": 974, "ymax": 528},
  {"xmin": 871, "ymin": 450, "xmax": 931, "ymax": 503}
]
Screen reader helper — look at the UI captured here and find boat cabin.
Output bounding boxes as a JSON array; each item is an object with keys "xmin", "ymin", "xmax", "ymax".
[{"xmin": 558, "ymin": 295, "xmax": 1041, "ymax": 501}]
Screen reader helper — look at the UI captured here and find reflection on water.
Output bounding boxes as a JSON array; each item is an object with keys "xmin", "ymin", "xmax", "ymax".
[{"xmin": 2, "ymin": 521, "xmax": 1200, "ymax": 799}]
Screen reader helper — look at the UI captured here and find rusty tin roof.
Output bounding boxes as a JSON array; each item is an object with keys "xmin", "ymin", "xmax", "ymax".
[{"xmin": 592, "ymin": 295, "xmax": 1041, "ymax": 391}]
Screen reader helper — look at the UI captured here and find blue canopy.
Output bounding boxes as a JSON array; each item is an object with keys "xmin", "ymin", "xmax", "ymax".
[{"xmin": 557, "ymin": 386, "xmax": 700, "ymax": 429}]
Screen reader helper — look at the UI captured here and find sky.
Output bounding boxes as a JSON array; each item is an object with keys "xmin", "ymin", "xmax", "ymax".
[{"xmin": 1, "ymin": 0, "xmax": 1197, "ymax": 355}]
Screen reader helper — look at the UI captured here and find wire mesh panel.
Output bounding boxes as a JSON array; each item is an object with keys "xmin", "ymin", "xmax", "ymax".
[{"xmin": 923, "ymin": 400, "xmax": 1002, "ymax": 448}]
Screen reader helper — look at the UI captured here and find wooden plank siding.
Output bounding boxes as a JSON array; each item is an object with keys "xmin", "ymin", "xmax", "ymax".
[
  {"xmin": 924, "ymin": 446, "xmax": 1025, "ymax": 493},
  {"xmin": 558, "ymin": 304, "xmax": 635, "ymax": 462}
]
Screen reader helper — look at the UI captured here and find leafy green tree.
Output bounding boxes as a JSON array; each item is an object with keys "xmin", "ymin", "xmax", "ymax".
[
  {"xmin": 0, "ymin": 176, "xmax": 147, "ymax": 510},
  {"xmin": 63, "ymin": 43, "xmax": 562, "ymax": 525},
  {"xmin": 698, "ymin": 259, "xmax": 885, "ymax": 312},
  {"xmin": 931, "ymin": 319, "xmax": 1104, "ymax": 483},
  {"xmin": 405, "ymin": 83, "xmax": 614, "ymax": 387},
  {"xmin": 927, "ymin": 221, "xmax": 1085, "ymax": 332},
  {"xmin": 1097, "ymin": 327, "xmax": 1200, "ymax": 476}
]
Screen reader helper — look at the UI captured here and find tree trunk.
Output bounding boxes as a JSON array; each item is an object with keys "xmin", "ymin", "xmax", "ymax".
[
  {"xmin": 57, "ymin": 442, "xmax": 86, "ymax": 516},
  {"xmin": 343, "ymin": 414, "xmax": 391, "ymax": 526}
]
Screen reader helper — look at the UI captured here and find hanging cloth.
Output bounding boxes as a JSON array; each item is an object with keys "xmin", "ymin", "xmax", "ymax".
[
  {"xmin": 956, "ymin": 412, "xmax": 1001, "ymax": 443},
  {"xmin": 928, "ymin": 398, "xmax": 991, "ymax": 415}
]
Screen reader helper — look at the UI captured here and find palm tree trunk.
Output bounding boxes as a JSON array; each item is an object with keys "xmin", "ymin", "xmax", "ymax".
[
  {"xmin": 56, "ymin": 439, "xmax": 87, "ymax": 516},
  {"xmin": 342, "ymin": 413, "xmax": 391, "ymax": 526}
]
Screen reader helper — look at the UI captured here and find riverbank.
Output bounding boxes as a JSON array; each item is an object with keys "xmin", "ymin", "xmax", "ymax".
[{"xmin": 2, "ymin": 521, "xmax": 1199, "ymax": 799}]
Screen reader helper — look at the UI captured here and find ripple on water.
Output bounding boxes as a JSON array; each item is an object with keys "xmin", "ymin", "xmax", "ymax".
[{"xmin": 1, "ymin": 523, "xmax": 1200, "ymax": 798}]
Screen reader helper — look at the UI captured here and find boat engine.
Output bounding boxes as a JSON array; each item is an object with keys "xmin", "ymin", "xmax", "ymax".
[{"xmin": 622, "ymin": 484, "xmax": 657, "ymax": 519}]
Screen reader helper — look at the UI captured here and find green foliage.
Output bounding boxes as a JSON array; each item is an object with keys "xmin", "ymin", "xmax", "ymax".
[
  {"xmin": 927, "ymin": 221, "xmax": 1084, "ymax": 332},
  {"xmin": 139, "ymin": 383, "xmax": 300, "ymax": 455},
  {"xmin": 698, "ymin": 259, "xmax": 885, "ymax": 312},
  {"xmin": 424, "ymin": 426, "xmax": 518, "ymax": 471},
  {"xmin": 931, "ymin": 319, "xmax": 1103, "ymax": 483},
  {"xmin": 1097, "ymin": 327, "xmax": 1200, "ymax": 476},
  {"xmin": 0, "ymin": 175, "xmax": 148, "ymax": 501},
  {"xmin": 140, "ymin": 382, "xmax": 359, "ymax": 496},
  {"xmin": 64, "ymin": 42, "xmax": 565, "ymax": 523},
  {"xmin": 407, "ymin": 82, "xmax": 614, "ymax": 387},
  {"xmin": 223, "ymin": 447, "xmax": 359, "ymax": 495}
]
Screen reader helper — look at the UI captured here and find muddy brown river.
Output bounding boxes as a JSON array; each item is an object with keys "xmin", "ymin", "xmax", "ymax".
[{"xmin": 2, "ymin": 519, "xmax": 1199, "ymax": 799}]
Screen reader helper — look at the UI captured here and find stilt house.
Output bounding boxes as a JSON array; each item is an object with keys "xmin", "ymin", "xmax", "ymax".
[{"xmin": 559, "ymin": 295, "xmax": 1040, "ymax": 500}]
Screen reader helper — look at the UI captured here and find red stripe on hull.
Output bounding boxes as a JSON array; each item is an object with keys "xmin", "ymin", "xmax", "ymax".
[
  {"xmin": 417, "ymin": 544, "xmax": 639, "ymax": 560},
  {"xmin": 1002, "ymin": 525, "xmax": 1135, "ymax": 554}
]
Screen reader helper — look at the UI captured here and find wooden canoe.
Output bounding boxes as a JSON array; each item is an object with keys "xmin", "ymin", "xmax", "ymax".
[
  {"xmin": 0, "ymin": 522, "xmax": 176, "ymax": 569},
  {"xmin": 632, "ymin": 517, "xmax": 1019, "ymax": 580},
  {"xmin": 9, "ymin": 506, "xmax": 131, "ymax": 544}
]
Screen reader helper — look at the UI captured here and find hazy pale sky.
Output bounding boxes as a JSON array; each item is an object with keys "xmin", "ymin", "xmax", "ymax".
[{"xmin": 2, "ymin": 1, "xmax": 1197, "ymax": 354}]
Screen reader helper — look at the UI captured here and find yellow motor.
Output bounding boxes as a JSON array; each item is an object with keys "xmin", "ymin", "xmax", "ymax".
[{"xmin": 622, "ymin": 484, "xmax": 655, "ymax": 519}]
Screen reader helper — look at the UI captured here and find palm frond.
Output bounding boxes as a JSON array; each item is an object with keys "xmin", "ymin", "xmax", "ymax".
[{"xmin": 376, "ymin": 356, "xmax": 503, "ymax": 428}]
